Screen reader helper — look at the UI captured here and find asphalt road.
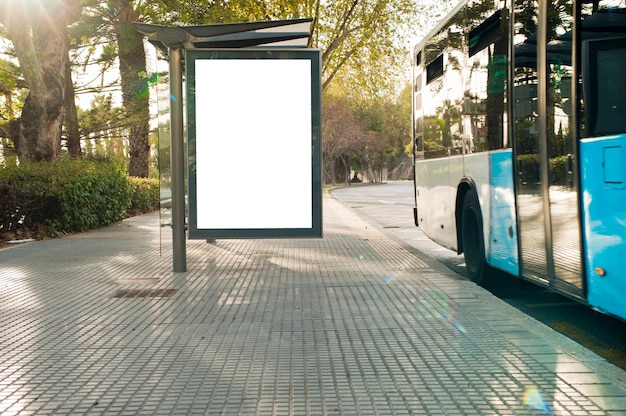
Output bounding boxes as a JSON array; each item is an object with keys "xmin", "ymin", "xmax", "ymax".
[{"xmin": 331, "ymin": 181, "xmax": 626, "ymax": 371}]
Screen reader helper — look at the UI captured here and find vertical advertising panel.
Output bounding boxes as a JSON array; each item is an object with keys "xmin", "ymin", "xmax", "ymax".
[{"xmin": 186, "ymin": 49, "xmax": 322, "ymax": 239}]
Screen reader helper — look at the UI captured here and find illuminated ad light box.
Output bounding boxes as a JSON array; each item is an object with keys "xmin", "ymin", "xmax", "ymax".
[{"xmin": 186, "ymin": 49, "xmax": 322, "ymax": 239}]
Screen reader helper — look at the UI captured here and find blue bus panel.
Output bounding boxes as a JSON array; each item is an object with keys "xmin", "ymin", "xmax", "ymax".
[
  {"xmin": 580, "ymin": 134, "xmax": 626, "ymax": 319},
  {"xmin": 486, "ymin": 150, "xmax": 519, "ymax": 276}
]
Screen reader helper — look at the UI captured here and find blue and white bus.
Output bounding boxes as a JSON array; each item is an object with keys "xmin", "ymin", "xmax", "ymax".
[{"xmin": 412, "ymin": 0, "xmax": 626, "ymax": 320}]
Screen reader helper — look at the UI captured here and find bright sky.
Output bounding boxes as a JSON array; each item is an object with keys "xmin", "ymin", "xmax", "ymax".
[{"xmin": 406, "ymin": 0, "xmax": 460, "ymax": 48}]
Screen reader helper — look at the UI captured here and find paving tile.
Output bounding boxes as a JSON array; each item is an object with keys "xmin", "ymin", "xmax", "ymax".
[{"xmin": 0, "ymin": 198, "xmax": 624, "ymax": 415}]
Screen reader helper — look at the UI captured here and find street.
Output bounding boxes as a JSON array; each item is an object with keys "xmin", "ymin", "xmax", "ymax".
[{"xmin": 331, "ymin": 181, "xmax": 626, "ymax": 370}]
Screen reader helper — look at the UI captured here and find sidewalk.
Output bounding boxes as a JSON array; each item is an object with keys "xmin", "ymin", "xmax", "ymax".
[{"xmin": 0, "ymin": 196, "xmax": 625, "ymax": 415}]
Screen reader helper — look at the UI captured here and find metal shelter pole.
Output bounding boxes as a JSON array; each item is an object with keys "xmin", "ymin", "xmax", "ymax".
[{"xmin": 169, "ymin": 47, "xmax": 186, "ymax": 272}]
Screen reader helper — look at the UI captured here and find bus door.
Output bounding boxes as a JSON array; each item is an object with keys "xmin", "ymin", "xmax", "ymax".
[
  {"xmin": 512, "ymin": 0, "xmax": 584, "ymax": 297},
  {"xmin": 578, "ymin": 3, "xmax": 626, "ymax": 318}
]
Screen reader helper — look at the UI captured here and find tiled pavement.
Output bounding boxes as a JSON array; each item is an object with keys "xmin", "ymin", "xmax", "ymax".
[{"xmin": 1, "ymin": 196, "xmax": 625, "ymax": 415}]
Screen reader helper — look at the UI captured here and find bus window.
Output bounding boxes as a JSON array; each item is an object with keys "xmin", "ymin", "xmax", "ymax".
[
  {"xmin": 464, "ymin": 5, "xmax": 508, "ymax": 153},
  {"xmin": 583, "ymin": 37, "xmax": 626, "ymax": 137},
  {"xmin": 580, "ymin": 1, "xmax": 626, "ymax": 138},
  {"xmin": 469, "ymin": 10, "xmax": 502, "ymax": 58},
  {"xmin": 422, "ymin": 8, "xmax": 466, "ymax": 159},
  {"xmin": 426, "ymin": 55, "xmax": 444, "ymax": 84},
  {"xmin": 423, "ymin": 30, "xmax": 447, "ymax": 159},
  {"xmin": 414, "ymin": 54, "xmax": 424, "ymax": 158}
]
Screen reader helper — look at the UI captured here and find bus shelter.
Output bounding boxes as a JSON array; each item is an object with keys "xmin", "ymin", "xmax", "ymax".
[{"xmin": 134, "ymin": 19, "xmax": 322, "ymax": 272}]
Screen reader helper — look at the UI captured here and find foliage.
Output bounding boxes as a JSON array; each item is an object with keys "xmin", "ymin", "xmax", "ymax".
[
  {"xmin": 0, "ymin": 0, "xmax": 77, "ymax": 161},
  {"xmin": 360, "ymin": 83, "xmax": 413, "ymax": 175},
  {"xmin": 78, "ymin": 95, "xmax": 126, "ymax": 138},
  {"xmin": 126, "ymin": 176, "xmax": 159, "ymax": 216},
  {"xmin": 322, "ymin": 91, "xmax": 370, "ymax": 183},
  {"xmin": 146, "ymin": 0, "xmax": 434, "ymax": 96},
  {"xmin": 0, "ymin": 59, "xmax": 25, "ymax": 123},
  {"xmin": 548, "ymin": 155, "xmax": 571, "ymax": 186},
  {"xmin": 517, "ymin": 154, "xmax": 571, "ymax": 187},
  {"xmin": 1, "ymin": 0, "xmax": 455, "ymax": 179},
  {"xmin": 77, "ymin": 95, "xmax": 130, "ymax": 162},
  {"xmin": 0, "ymin": 158, "xmax": 132, "ymax": 234},
  {"xmin": 322, "ymin": 81, "xmax": 413, "ymax": 183},
  {"xmin": 517, "ymin": 153, "xmax": 539, "ymax": 186}
]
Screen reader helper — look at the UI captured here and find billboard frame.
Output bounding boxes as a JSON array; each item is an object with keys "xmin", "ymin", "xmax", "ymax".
[{"xmin": 186, "ymin": 48, "xmax": 322, "ymax": 239}]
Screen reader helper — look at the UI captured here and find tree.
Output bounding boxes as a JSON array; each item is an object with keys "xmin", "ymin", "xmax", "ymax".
[
  {"xmin": 78, "ymin": 0, "xmax": 150, "ymax": 177},
  {"xmin": 0, "ymin": 0, "xmax": 445, "ymax": 170},
  {"xmin": 352, "ymin": 86, "xmax": 414, "ymax": 181},
  {"xmin": 0, "ymin": 59, "xmax": 24, "ymax": 161},
  {"xmin": 322, "ymin": 80, "xmax": 414, "ymax": 184},
  {"xmin": 0, "ymin": 59, "xmax": 24, "ymax": 123},
  {"xmin": 114, "ymin": 1, "xmax": 150, "ymax": 177},
  {"xmin": 148, "ymin": 0, "xmax": 422, "ymax": 94},
  {"xmin": 78, "ymin": 95, "xmax": 126, "ymax": 148},
  {"xmin": 379, "ymin": 83, "xmax": 413, "ymax": 179},
  {"xmin": 64, "ymin": 15, "xmax": 84, "ymax": 159},
  {"xmin": 322, "ymin": 91, "xmax": 369, "ymax": 184},
  {"xmin": 0, "ymin": 0, "xmax": 72, "ymax": 161}
]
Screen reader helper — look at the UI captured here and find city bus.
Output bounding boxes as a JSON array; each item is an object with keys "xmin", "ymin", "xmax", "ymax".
[{"xmin": 411, "ymin": 0, "xmax": 626, "ymax": 320}]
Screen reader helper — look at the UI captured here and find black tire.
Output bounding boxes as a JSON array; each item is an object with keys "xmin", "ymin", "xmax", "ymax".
[{"xmin": 461, "ymin": 189, "xmax": 491, "ymax": 285}]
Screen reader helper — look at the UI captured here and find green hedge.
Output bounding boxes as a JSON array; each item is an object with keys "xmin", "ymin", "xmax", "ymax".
[
  {"xmin": 0, "ymin": 158, "xmax": 133, "ymax": 234},
  {"xmin": 517, "ymin": 154, "xmax": 571, "ymax": 186},
  {"xmin": 127, "ymin": 177, "xmax": 160, "ymax": 216},
  {"xmin": 548, "ymin": 155, "xmax": 570, "ymax": 186},
  {"xmin": 517, "ymin": 154, "xmax": 540, "ymax": 186}
]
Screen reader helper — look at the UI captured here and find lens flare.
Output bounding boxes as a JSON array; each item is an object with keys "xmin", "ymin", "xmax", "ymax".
[
  {"xmin": 442, "ymin": 310, "xmax": 467, "ymax": 334},
  {"xmin": 384, "ymin": 275, "xmax": 393, "ymax": 284},
  {"xmin": 523, "ymin": 386, "xmax": 552, "ymax": 415},
  {"xmin": 413, "ymin": 289, "xmax": 468, "ymax": 334}
]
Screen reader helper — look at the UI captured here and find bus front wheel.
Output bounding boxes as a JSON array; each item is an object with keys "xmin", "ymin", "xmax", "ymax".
[{"xmin": 461, "ymin": 190, "xmax": 492, "ymax": 285}]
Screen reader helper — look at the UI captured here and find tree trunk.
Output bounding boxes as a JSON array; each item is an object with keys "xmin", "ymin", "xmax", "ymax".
[
  {"xmin": 15, "ymin": 95, "xmax": 62, "ymax": 161},
  {"xmin": 5, "ymin": 5, "xmax": 67, "ymax": 161},
  {"xmin": 115, "ymin": 1, "xmax": 150, "ymax": 177},
  {"xmin": 65, "ymin": 51, "xmax": 82, "ymax": 158}
]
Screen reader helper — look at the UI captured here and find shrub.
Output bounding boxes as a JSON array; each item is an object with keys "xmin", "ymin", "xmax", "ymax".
[
  {"xmin": 517, "ymin": 154, "xmax": 571, "ymax": 187},
  {"xmin": 517, "ymin": 154, "xmax": 540, "ymax": 186},
  {"xmin": 0, "ymin": 157, "xmax": 132, "ymax": 234},
  {"xmin": 127, "ymin": 177, "xmax": 159, "ymax": 216},
  {"xmin": 548, "ymin": 155, "xmax": 570, "ymax": 186}
]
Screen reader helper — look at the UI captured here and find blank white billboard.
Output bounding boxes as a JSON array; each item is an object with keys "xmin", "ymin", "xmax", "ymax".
[{"xmin": 186, "ymin": 49, "xmax": 322, "ymax": 238}]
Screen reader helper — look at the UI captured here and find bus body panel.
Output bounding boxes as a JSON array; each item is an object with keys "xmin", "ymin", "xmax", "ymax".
[
  {"xmin": 459, "ymin": 151, "xmax": 518, "ymax": 276},
  {"xmin": 415, "ymin": 157, "xmax": 458, "ymax": 251},
  {"xmin": 580, "ymin": 134, "xmax": 626, "ymax": 319},
  {"xmin": 416, "ymin": 150, "xmax": 519, "ymax": 276},
  {"xmin": 486, "ymin": 150, "xmax": 519, "ymax": 276}
]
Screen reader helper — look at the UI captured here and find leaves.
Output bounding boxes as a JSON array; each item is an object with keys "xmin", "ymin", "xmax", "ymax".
[
  {"xmin": 0, "ymin": 158, "xmax": 132, "ymax": 233},
  {"xmin": 322, "ymin": 81, "xmax": 413, "ymax": 183}
]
